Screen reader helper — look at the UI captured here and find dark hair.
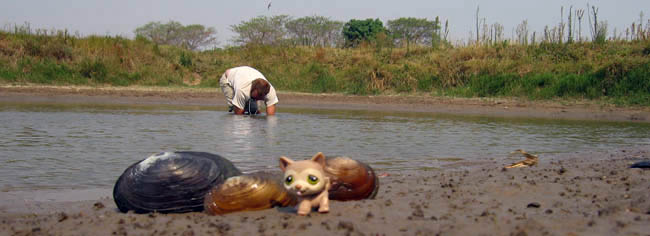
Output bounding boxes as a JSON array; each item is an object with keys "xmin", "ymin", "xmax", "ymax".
[{"xmin": 251, "ymin": 79, "xmax": 270, "ymax": 99}]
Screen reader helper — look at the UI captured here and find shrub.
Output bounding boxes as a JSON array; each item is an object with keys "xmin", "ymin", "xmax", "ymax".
[
  {"xmin": 307, "ymin": 63, "xmax": 337, "ymax": 93},
  {"xmin": 467, "ymin": 74, "xmax": 517, "ymax": 97},
  {"xmin": 179, "ymin": 52, "xmax": 192, "ymax": 67},
  {"xmin": 25, "ymin": 59, "xmax": 78, "ymax": 84},
  {"xmin": 78, "ymin": 58, "xmax": 108, "ymax": 82},
  {"xmin": 417, "ymin": 75, "xmax": 437, "ymax": 92}
]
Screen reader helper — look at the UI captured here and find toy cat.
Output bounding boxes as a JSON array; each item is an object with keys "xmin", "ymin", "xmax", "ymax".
[{"xmin": 279, "ymin": 152, "xmax": 330, "ymax": 215}]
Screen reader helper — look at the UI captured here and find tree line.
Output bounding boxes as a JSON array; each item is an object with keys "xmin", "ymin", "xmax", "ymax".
[
  {"xmin": 136, "ymin": 9, "xmax": 648, "ymax": 51},
  {"xmin": 135, "ymin": 15, "xmax": 447, "ymax": 51}
]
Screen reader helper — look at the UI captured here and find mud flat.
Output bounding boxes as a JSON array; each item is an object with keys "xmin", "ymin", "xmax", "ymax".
[{"xmin": 1, "ymin": 147, "xmax": 649, "ymax": 235}]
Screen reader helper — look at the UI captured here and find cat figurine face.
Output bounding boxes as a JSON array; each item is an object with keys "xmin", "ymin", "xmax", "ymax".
[{"xmin": 279, "ymin": 153, "xmax": 328, "ymax": 197}]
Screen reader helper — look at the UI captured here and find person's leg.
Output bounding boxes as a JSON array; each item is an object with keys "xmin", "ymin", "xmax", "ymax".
[{"xmin": 219, "ymin": 74, "xmax": 235, "ymax": 112}]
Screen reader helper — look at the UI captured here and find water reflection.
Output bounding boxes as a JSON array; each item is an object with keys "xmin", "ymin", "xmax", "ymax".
[
  {"xmin": 224, "ymin": 115, "xmax": 256, "ymax": 155},
  {"xmin": 0, "ymin": 103, "xmax": 649, "ymax": 191}
]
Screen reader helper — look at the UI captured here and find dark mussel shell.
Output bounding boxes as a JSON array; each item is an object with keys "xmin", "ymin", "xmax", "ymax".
[
  {"xmin": 204, "ymin": 172, "xmax": 297, "ymax": 215},
  {"xmin": 113, "ymin": 151, "xmax": 242, "ymax": 213},
  {"xmin": 325, "ymin": 156, "xmax": 379, "ymax": 201},
  {"xmin": 630, "ymin": 161, "xmax": 650, "ymax": 169}
]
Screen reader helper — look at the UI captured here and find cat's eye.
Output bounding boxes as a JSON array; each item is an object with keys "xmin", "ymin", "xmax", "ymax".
[
  {"xmin": 307, "ymin": 175, "xmax": 319, "ymax": 185},
  {"xmin": 285, "ymin": 175, "xmax": 293, "ymax": 185}
]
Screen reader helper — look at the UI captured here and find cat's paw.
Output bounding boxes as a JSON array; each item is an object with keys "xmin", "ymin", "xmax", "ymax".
[{"xmin": 318, "ymin": 207, "xmax": 329, "ymax": 213}]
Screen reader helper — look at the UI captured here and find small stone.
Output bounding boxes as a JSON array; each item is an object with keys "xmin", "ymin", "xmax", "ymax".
[
  {"xmin": 298, "ymin": 223, "xmax": 310, "ymax": 230},
  {"xmin": 320, "ymin": 221, "xmax": 331, "ymax": 231},
  {"xmin": 337, "ymin": 221, "xmax": 354, "ymax": 231},
  {"xmin": 215, "ymin": 223, "xmax": 231, "ymax": 233},
  {"xmin": 93, "ymin": 202, "xmax": 105, "ymax": 210},
  {"xmin": 57, "ymin": 212, "xmax": 68, "ymax": 222},
  {"xmin": 513, "ymin": 230, "xmax": 527, "ymax": 236},
  {"xmin": 411, "ymin": 207, "xmax": 424, "ymax": 218},
  {"xmin": 587, "ymin": 220, "xmax": 596, "ymax": 227},
  {"xmin": 527, "ymin": 202, "xmax": 541, "ymax": 208},
  {"xmin": 181, "ymin": 230, "xmax": 194, "ymax": 236}
]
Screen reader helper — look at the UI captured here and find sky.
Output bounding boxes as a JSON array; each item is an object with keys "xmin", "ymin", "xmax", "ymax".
[{"xmin": 2, "ymin": 0, "xmax": 649, "ymax": 46}]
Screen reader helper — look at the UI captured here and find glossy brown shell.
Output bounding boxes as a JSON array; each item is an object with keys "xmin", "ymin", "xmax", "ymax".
[
  {"xmin": 325, "ymin": 156, "xmax": 379, "ymax": 201},
  {"xmin": 204, "ymin": 173, "xmax": 297, "ymax": 215}
]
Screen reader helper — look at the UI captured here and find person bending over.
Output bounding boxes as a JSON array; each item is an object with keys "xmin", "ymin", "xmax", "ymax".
[{"xmin": 219, "ymin": 66, "xmax": 278, "ymax": 115}]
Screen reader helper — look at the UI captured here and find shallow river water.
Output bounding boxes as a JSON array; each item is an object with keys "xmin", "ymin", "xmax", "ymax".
[{"xmin": 1, "ymin": 102, "xmax": 649, "ymax": 191}]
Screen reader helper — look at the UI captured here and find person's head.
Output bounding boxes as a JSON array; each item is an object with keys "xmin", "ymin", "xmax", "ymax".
[{"xmin": 250, "ymin": 78, "xmax": 270, "ymax": 100}]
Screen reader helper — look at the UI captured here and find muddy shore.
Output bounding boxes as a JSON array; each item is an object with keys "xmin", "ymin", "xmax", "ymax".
[
  {"xmin": 1, "ymin": 148, "xmax": 649, "ymax": 235},
  {"xmin": 1, "ymin": 85, "xmax": 649, "ymax": 235}
]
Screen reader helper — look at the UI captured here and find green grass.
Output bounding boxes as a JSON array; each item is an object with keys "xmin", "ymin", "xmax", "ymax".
[
  {"xmin": 456, "ymin": 61, "xmax": 650, "ymax": 105},
  {"xmin": 1, "ymin": 30, "xmax": 649, "ymax": 105}
]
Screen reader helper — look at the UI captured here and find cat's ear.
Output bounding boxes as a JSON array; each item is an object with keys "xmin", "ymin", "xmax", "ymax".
[
  {"xmin": 279, "ymin": 156, "xmax": 294, "ymax": 171},
  {"xmin": 311, "ymin": 152, "xmax": 326, "ymax": 167}
]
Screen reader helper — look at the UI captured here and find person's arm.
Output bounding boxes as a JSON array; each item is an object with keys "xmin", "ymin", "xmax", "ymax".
[
  {"xmin": 231, "ymin": 89, "xmax": 247, "ymax": 115},
  {"xmin": 232, "ymin": 106, "xmax": 245, "ymax": 115},
  {"xmin": 266, "ymin": 104, "xmax": 276, "ymax": 115}
]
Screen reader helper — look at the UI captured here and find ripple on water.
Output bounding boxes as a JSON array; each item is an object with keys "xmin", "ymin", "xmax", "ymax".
[{"xmin": 1, "ymin": 103, "xmax": 649, "ymax": 190}]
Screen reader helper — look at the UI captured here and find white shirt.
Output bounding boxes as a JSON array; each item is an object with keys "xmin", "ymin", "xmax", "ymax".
[{"xmin": 225, "ymin": 66, "xmax": 278, "ymax": 109}]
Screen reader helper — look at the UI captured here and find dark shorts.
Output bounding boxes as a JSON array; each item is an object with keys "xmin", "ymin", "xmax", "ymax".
[{"xmin": 229, "ymin": 99, "xmax": 259, "ymax": 115}]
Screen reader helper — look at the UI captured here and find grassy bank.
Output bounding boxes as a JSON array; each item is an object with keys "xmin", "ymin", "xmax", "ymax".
[{"xmin": 1, "ymin": 30, "xmax": 649, "ymax": 105}]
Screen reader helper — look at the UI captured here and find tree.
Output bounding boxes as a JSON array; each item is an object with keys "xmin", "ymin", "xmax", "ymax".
[
  {"xmin": 431, "ymin": 16, "xmax": 444, "ymax": 49},
  {"xmin": 285, "ymin": 15, "xmax": 344, "ymax": 47},
  {"xmin": 135, "ymin": 21, "xmax": 184, "ymax": 45},
  {"xmin": 516, "ymin": 20, "xmax": 529, "ymax": 45},
  {"xmin": 587, "ymin": 4, "xmax": 607, "ymax": 43},
  {"xmin": 476, "ymin": 6, "xmax": 480, "ymax": 44},
  {"xmin": 387, "ymin": 17, "xmax": 440, "ymax": 52},
  {"xmin": 230, "ymin": 15, "xmax": 291, "ymax": 46},
  {"xmin": 179, "ymin": 24, "xmax": 218, "ymax": 51},
  {"xmin": 134, "ymin": 21, "xmax": 218, "ymax": 50},
  {"xmin": 342, "ymin": 19, "xmax": 386, "ymax": 47}
]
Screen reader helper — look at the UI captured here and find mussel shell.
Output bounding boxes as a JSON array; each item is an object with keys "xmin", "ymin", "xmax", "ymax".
[
  {"xmin": 325, "ymin": 156, "xmax": 379, "ymax": 201},
  {"xmin": 113, "ymin": 151, "xmax": 242, "ymax": 213},
  {"xmin": 204, "ymin": 172, "xmax": 297, "ymax": 215},
  {"xmin": 630, "ymin": 161, "xmax": 650, "ymax": 169}
]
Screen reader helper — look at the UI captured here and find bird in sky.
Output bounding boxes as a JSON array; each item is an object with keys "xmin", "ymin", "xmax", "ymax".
[{"xmin": 267, "ymin": 1, "xmax": 272, "ymax": 10}]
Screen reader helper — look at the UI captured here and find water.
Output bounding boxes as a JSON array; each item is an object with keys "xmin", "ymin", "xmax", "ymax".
[{"xmin": 1, "ymin": 102, "xmax": 649, "ymax": 191}]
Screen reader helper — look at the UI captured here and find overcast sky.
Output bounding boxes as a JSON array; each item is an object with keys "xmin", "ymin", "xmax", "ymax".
[{"xmin": 2, "ymin": 0, "xmax": 648, "ymax": 46}]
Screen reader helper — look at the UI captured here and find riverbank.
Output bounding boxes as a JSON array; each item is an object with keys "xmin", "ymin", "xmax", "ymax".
[
  {"xmin": 3, "ymin": 30, "xmax": 650, "ymax": 106},
  {"xmin": 1, "ymin": 147, "xmax": 649, "ymax": 235},
  {"xmin": 1, "ymin": 85, "xmax": 650, "ymax": 122}
]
